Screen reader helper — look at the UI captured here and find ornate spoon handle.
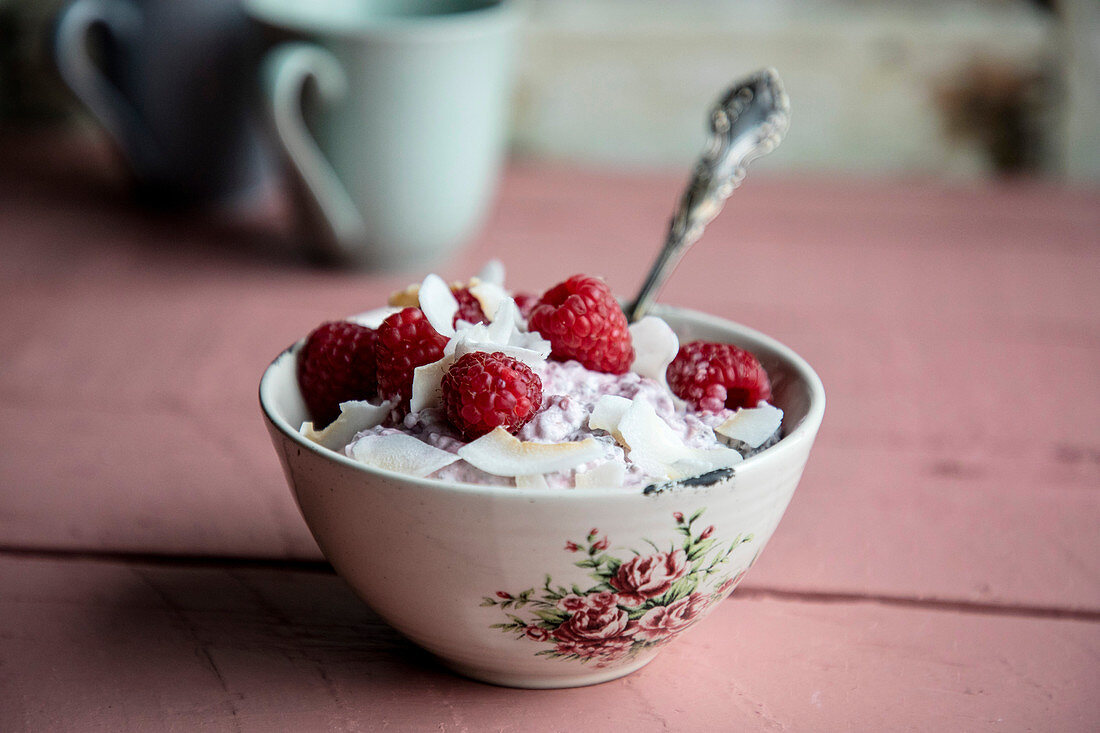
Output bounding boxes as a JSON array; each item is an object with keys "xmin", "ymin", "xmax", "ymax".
[{"xmin": 627, "ymin": 68, "xmax": 790, "ymax": 322}]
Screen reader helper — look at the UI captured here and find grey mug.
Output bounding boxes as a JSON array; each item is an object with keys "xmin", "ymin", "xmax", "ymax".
[{"xmin": 54, "ymin": 0, "xmax": 274, "ymax": 207}]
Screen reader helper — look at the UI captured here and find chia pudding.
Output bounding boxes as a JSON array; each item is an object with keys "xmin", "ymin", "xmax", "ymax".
[{"xmin": 296, "ymin": 265, "xmax": 783, "ymax": 491}]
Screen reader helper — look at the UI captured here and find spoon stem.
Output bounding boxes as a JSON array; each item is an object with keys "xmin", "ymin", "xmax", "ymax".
[{"xmin": 627, "ymin": 68, "xmax": 790, "ymax": 322}]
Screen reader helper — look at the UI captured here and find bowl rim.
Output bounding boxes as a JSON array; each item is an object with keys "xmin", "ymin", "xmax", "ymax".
[{"xmin": 259, "ymin": 304, "xmax": 826, "ymax": 499}]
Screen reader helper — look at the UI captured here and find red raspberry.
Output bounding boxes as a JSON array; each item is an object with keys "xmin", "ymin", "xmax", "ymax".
[
  {"xmin": 452, "ymin": 287, "xmax": 488, "ymax": 326},
  {"xmin": 296, "ymin": 321, "xmax": 377, "ymax": 428},
  {"xmin": 666, "ymin": 340, "xmax": 772, "ymax": 412},
  {"xmin": 527, "ymin": 275, "xmax": 634, "ymax": 374},
  {"xmin": 440, "ymin": 351, "xmax": 543, "ymax": 440},
  {"xmin": 374, "ymin": 307, "xmax": 449, "ymax": 408}
]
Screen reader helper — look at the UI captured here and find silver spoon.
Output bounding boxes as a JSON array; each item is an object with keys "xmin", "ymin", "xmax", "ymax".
[{"xmin": 627, "ymin": 68, "xmax": 790, "ymax": 322}]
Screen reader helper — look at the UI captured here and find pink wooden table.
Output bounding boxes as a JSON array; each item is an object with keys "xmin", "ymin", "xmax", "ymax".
[{"xmin": 2, "ymin": 130, "xmax": 1098, "ymax": 731}]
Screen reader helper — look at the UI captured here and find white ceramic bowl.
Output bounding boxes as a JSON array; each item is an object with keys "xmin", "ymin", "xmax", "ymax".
[{"xmin": 260, "ymin": 305, "xmax": 825, "ymax": 688}]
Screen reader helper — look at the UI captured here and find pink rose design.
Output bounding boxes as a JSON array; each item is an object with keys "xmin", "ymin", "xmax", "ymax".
[
  {"xmin": 557, "ymin": 591, "xmax": 619, "ymax": 613},
  {"xmin": 585, "ymin": 591, "xmax": 619, "ymax": 610},
  {"xmin": 486, "ymin": 512, "xmax": 743, "ymax": 669},
  {"xmin": 525, "ymin": 626, "xmax": 551, "ymax": 642},
  {"xmin": 717, "ymin": 569, "xmax": 747, "ymax": 598},
  {"xmin": 558, "ymin": 594, "xmax": 588, "ymax": 612},
  {"xmin": 634, "ymin": 592, "xmax": 709, "ymax": 641},
  {"xmin": 609, "ymin": 549, "xmax": 688, "ymax": 606},
  {"xmin": 554, "ymin": 604, "xmax": 634, "ymax": 644},
  {"xmin": 553, "ymin": 603, "xmax": 637, "ymax": 663},
  {"xmin": 554, "ymin": 635, "xmax": 635, "ymax": 664},
  {"xmin": 552, "ymin": 603, "xmax": 637, "ymax": 663}
]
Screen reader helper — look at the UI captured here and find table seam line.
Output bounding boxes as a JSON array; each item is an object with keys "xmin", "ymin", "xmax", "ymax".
[{"xmin": 3, "ymin": 544, "xmax": 1098, "ymax": 623}]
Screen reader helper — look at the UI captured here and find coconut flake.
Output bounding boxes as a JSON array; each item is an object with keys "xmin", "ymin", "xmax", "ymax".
[
  {"xmin": 484, "ymin": 297, "xmax": 518, "ymax": 342},
  {"xmin": 515, "ymin": 473, "xmax": 550, "ymax": 490},
  {"xmin": 588, "ymin": 394, "xmax": 633, "ymax": 443},
  {"xmin": 301, "ymin": 400, "xmax": 395, "ymax": 451},
  {"xmin": 347, "ymin": 433, "xmax": 460, "ymax": 477},
  {"xmin": 350, "ymin": 306, "xmax": 402, "ymax": 329},
  {"xmin": 409, "ymin": 354, "xmax": 456, "ymax": 413},
  {"xmin": 617, "ymin": 399, "xmax": 742, "ymax": 480},
  {"xmin": 618, "ymin": 399, "xmax": 691, "ymax": 466},
  {"xmin": 469, "ymin": 280, "xmax": 508, "ymax": 322},
  {"xmin": 575, "ymin": 460, "xmax": 627, "ymax": 489},
  {"xmin": 387, "ymin": 284, "xmax": 421, "ymax": 308},
  {"xmin": 458, "ymin": 427, "xmax": 604, "ymax": 477},
  {"xmin": 665, "ymin": 448, "xmax": 743, "ymax": 480},
  {"xmin": 715, "ymin": 403, "xmax": 784, "ymax": 449},
  {"xmin": 451, "ymin": 340, "xmax": 546, "ymax": 368},
  {"xmin": 418, "ymin": 273, "xmax": 458, "ymax": 338},
  {"xmin": 629, "ymin": 316, "xmax": 679, "ymax": 388},
  {"xmin": 446, "ymin": 297, "xmax": 550, "ymax": 367},
  {"xmin": 458, "ymin": 341, "xmax": 543, "ymax": 365},
  {"xmin": 477, "ymin": 259, "xmax": 506, "ymax": 287}
]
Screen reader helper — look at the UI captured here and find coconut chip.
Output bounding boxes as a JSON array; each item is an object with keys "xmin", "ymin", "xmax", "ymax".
[
  {"xmin": 616, "ymin": 398, "xmax": 742, "ymax": 480},
  {"xmin": 468, "ymin": 280, "xmax": 508, "ymax": 322},
  {"xmin": 616, "ymin": 398, "xmax": 691, "ymax": 467},
  {"xmin": 409, "ymin": 354, "xmax": 456, "ymax": 413},
  {"xmin": 484, "ymin": 296, "xmax": 518, "ymax": 342},
  {"xmin": 663, "ymin": 452, "xmax": 742, "ymax": 481},
  {"xmin": 515, "ymin": 473, "xmax": 550, "ymax": 490},
  {"xmin": 629, "ymin": 316, "xmax": 679, "ymax": 389},
  {"xmin": 588, "ymin": 394, "xmax": 632, "ymax": 443},
  {"xmin": 387, "ymin": 284, "xmax": 420, "ymax": 308},
  {"xmin": 451, "ymin": 337, "xmax": 547, "ymax": 369},
  {"xmin": 447, "ymin": 297, "xmax": 551, "ymax": 367},
  {"xmin": 457, "ymin": 427, "xmax": 604, "ymax": 477},
  {"xmin": 350, "ymin": 306, "xmax": 402, "ymax": 329},
  {"xmin": 418, "ymin": 273, "xmax": 459, "ymax": 338},
  {"xmin": 301, "ymin": 400, "xmax": 395, "ymax": 451},
  {"xmin": 574, "ymin": 460, "xmax": 627, "ymax": 489},
  {"xmin": 715, "ymin": 403, "xmax": 784, "ymax": 449},
  {"xmin": 347, "ymin": 433, "xmax": 460, "ymax": 477},
  {"xmin": 477, "ymin": 259, "xmax": 506, "ymax": 287}
]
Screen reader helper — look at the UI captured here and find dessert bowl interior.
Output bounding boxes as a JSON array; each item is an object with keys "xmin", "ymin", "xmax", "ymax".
[{"xmin": 259, "ymin": 304, "xmax": 825, "ymax": 687}]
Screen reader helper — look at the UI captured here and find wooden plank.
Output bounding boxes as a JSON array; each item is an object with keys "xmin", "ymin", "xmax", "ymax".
[{"xmin": 1, "ymin": 554, "xmax": 1096, "ymax": 732}]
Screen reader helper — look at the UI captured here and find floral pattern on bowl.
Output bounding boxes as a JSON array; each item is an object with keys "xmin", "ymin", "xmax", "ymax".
[{"xmin": 482, "ymin": 510, "xmax": 755, "ymax": 668}]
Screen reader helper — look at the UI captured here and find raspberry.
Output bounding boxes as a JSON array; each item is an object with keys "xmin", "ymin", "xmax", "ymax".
[
  {"xmin": 374, "ymin": 307, "xmax": 449, "ymax": 408},
  {"xmin": 440, "ymin": 351, "xmax": 543, "ymax": 440},
  {"xmin": 452, "ymin": 287, "xmax": 488, "ymax": 326},
  {"xmin": 296, "ymin": 321, "xmax": 378, "ymax": 428},
  {"xmin": 666, "ymin": 340, "xmax": 772, "ymax": 412},
  {"xmin": 527, "ymin": 275, "xmax": 634, "ymax": 374}
]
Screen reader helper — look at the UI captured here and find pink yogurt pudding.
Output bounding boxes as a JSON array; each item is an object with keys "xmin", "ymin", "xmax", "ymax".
[
  {"xmin": 298, "ymin": 266, "xmax": 783, "ymax": 492},
  {"xmin": 349, "ymin": 360, "xmax": 749, "ymax": 490}
]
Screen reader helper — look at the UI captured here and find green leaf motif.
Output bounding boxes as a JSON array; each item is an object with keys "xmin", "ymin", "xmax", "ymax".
[
  {"xmin": 534, "ymin": 608, "xmax": 569, "ymax": 626},
  {"xmin": 686, "ymin": 537, "xmax": 716, "ymax": 562}
]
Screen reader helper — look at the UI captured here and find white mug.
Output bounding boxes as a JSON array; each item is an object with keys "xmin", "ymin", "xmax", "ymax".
[{"xmin": 245, "ymin": 0, "xmax": 521, "ymax": 268}]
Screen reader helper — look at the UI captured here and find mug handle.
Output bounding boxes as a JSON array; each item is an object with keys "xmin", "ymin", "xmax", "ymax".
[
  {"xmin": 54, "ymin": 0, "xmax": 159, "ymax": 176},
  {"xmin": 262, "ymin": 42, "xmax": 365, "ymax": 256}
]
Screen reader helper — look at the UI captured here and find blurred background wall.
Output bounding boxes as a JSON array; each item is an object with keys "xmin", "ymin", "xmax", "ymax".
[{"xmin": 2, "ymin": 0, "xmax": 1098, "ymax": 182}]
